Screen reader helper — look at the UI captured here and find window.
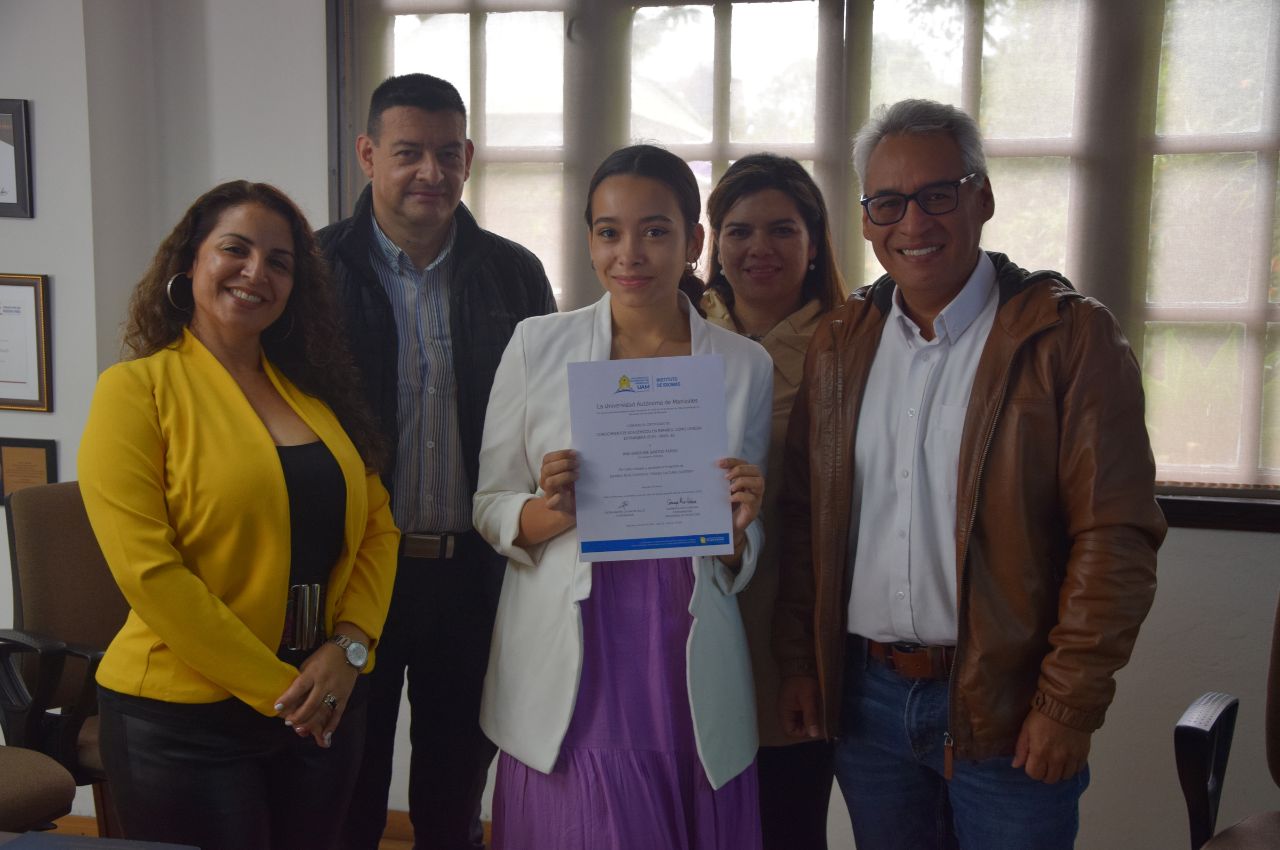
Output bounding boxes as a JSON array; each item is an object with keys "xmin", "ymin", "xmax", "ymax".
[
  {"xmin": 330, "ymin": 0, "xmax": 1280, "ymax": 517},
  {"xmin": 1143, "ymin": 0, "xmax": 1279, "ymax": 493}
]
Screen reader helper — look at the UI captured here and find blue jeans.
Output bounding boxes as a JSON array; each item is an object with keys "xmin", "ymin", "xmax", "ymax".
[{"xmin": 833, "ymin": 646, "xmax": 1088, "ymax": 850}]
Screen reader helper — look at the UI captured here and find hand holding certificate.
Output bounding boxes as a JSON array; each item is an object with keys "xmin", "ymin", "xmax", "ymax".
[{"xmin": 567, "ymin": 353, "xmax": 755, "ymax": 562}]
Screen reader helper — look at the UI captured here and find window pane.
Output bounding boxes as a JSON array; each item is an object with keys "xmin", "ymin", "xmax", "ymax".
[
  {"xmin": 730, "ymin": 2, "xmax": 818, "ymax": 144},
  {"xmin": 1143, "ymin": 322, "xmax": 1244, "ymax": 470},
  {"xmin": 632, "ymin": 6, "xmax": 713, "ymax": 144},
  {"xmin": 981, "ymin": 0, "xmax": 1081, "ymax": 139},
  {"xmin": 1156, "ymin": 0, "xmax": 1273, "ymax": 136},
  {"xmin": 1147, "ymin": 153, "xmax": 1258, "ymax": 305},
  {"xmin": 981, "ymin": 157, "xmax": 1070, "ymax": 273},
  {"xmin": 394, "ymin": 15, "xmax": 470, "ymax": 106},
  {"xmin": 870, "ymin": 0, "xmax": 962, "ymax": 111},
  {"xmin": 486, "ymin": 12, "xmax": 563, "ymax": 147},
  {"xmin": 1272, "ymin": 179, "xmax": 1280, "ymax": 303},
  {"xmin": 479, "ymin": 164, "xmax": 565, "ymax": 299},
  {"xmin": 691, "ymin": 160, "xmax": 713, "ymax": 274},
  {"xmin": 1264, "ymin": 324, "xmax": 1280, "ymax": 471}
]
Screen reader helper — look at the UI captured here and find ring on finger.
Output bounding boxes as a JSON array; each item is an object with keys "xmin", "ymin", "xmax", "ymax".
[{"xmin": 322, "ymin": 693, "xmax": 339, "ymax": 711}]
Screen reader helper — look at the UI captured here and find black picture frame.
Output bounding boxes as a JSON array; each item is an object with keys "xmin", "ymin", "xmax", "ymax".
[
  {"xmin": 0, "ymin": 274, "xmax": 52, "ymax": 411},
  {"xmin": 0, "ymin": 437, "xmax": 56, "ymax": 498},
  {"xmin": 0, "ymin": 99, "xmax": 33, "ymax": 218}
]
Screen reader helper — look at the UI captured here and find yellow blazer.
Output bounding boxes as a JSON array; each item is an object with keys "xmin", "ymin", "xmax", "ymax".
[{"xmin": 79, "ymin": 329, "xmax": 400, "ymax": 715}]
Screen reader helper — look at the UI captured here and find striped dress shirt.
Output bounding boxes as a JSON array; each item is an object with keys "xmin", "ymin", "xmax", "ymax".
[{"xmin": 369, "ymin": 217, "xmax": 472, "ymax": 533}]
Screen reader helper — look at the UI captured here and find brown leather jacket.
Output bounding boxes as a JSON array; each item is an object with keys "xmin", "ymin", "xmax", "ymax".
[{"xmin": 774, "ymin": 252, "xmax": 1167, "ymax": 761}]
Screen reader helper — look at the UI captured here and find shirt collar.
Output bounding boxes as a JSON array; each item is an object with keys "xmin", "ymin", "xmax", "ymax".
[
  {"xmin": 889, "ymin": 251, "xmax": 996, "ymax": 344},
  {"xmin": 370, "ymin": 216, "xmax": 457, "ymax": 274}
]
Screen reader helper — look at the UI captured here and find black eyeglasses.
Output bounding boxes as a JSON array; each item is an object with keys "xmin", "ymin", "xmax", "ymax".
[{"xmin": 860, "ymin": 172, "xmax": 982, "ymax": 226}]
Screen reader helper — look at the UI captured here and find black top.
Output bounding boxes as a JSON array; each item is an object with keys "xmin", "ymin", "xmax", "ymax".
[{"xmin": 276, "ymin": 441, "xmax": 345, "ymax": 665}]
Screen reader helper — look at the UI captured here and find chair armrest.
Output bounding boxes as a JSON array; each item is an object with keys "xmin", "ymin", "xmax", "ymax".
[
  {"xmin": 0, "ymin": 628, "xmax": 67, "ymax": 656},
  {"xmin": 1176, "ymin": 691, "xmax": 1239, "ymax": 850},
  {"xmin": 57, "ymin": 641, "xmax": 108, "ymax": 728},
  {"xmin": 0, "ymin": 628, "xmax": 69, "ymax": 747}
]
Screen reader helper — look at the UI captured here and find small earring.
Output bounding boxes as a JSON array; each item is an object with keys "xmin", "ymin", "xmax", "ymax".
[
  {"xmin": 808, "ymin": 262, "xmax": 816, "ymax": 271},
  {"xmin": 166, "ymin": 273, "xmax": 192, "ymax": 311}
]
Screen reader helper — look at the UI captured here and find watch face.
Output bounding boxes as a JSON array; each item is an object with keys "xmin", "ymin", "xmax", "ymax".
[{"xmin": 347, "ymin": 641, "xmax": 369, "ymax": 669}]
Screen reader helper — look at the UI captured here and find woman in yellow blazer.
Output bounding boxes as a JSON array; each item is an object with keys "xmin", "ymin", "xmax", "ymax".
[{"xmin": 78, "ymin": 180, "xmax": 399, "ymax": 850}]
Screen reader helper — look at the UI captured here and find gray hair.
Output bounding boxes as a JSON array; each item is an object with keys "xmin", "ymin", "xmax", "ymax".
[{"xmin": 852, "ymin": 99, "xmax": 988, "ymax": 191}]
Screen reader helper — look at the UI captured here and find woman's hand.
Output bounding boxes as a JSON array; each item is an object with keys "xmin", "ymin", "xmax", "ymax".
[
  {"xmin": 539, "ymin": 449, "xmax": 579, "ymax": 515},
  {"xmin": 515, "ymin": 450, "xmax": 580, "ymax": 548},
  {"xmin": 274, "ymin": 626, "xmax": 366, "ymax": 747},
  {"xmin": 718, "ymin": 457, "xmax": 764, "ymax": 567}
]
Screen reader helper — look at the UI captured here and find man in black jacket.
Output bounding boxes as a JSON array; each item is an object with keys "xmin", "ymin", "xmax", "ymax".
[{"xmin": 318, "ymin": 73, "xmax": 556, "ymax": 850}]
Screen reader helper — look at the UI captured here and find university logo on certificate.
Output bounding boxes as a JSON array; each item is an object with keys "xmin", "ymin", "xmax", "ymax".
[{"xmin": 566, "ymin": 354, "xmax": 735, "ymax": 562}]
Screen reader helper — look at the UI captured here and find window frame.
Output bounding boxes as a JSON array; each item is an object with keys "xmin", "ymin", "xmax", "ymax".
[{"xmin": 327, "ymin": 0, "xmax": 1280, "ymax": 530}]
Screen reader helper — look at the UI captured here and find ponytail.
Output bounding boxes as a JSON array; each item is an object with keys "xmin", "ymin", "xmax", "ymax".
[{"xmin": 680, "ymin": 270, "xmax": 707, "ymax": 318}]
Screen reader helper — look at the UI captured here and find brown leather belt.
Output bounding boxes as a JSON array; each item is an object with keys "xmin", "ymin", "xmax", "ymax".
[
  {"xmin": 401, "ymin": 532, "xmax": 458, "ymax": 561},
  {"xmin": 866, "ymin": 639, "xmax": 956, "ymax": 680}
]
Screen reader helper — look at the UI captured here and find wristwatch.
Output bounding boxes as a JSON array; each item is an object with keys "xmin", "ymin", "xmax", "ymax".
[{"xmin": 329, "ymin": 634, "xmax": 369, "ymax": 671}]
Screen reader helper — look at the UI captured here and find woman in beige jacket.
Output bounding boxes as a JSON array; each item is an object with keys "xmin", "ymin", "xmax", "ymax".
[{"xmin": 701, "ymin": 153, "xmax": 847, "ymax": 850}]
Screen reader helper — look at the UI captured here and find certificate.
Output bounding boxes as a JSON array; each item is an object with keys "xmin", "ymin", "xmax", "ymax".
[{"xmin": 567, "ymin": 354, "xmax": 733, "ymax": 562}]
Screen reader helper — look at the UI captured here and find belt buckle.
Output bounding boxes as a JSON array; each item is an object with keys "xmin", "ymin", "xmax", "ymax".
[
  {"xmin": 403, "ymin": 532, "xmax": 455, "ymax": 560},
  {"xmin": 881, "ymin": 641, "xmax": 951, "ymax": 680}
]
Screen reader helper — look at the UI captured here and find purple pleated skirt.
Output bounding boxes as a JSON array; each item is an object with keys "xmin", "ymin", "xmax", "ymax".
[{"xmin": 491, "ymin": 557, "xmax": 762, "ymax": 850}]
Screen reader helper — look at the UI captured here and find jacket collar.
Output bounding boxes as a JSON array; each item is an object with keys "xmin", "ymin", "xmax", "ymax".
[
  {"xmin": 339, "ymin": 184, "xmax": 484, "ymax": 286},
  {"xmin": 861, "ymin": 251, "xmax": 1077, "ymax": 344}
]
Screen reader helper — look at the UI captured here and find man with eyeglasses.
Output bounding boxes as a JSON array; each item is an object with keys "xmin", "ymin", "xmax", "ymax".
[{"xmin": 774, "ymin": 99, "xmax": 1166, "ymax": 849}]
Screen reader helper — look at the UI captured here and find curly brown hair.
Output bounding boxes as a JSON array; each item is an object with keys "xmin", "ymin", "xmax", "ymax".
[{"xmin": 123, "ymin": 180, "xmax": 385, "ymax": 467}]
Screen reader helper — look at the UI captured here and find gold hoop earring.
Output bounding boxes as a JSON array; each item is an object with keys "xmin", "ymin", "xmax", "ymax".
[{"xmin": 166, "ymin": 273, "xmax": 192, "ymax": 311}]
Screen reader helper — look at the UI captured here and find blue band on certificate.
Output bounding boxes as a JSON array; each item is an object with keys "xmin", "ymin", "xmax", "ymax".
[{"xmin": 581, "ymin": 533, "xmax": 732, "ymax": 554}]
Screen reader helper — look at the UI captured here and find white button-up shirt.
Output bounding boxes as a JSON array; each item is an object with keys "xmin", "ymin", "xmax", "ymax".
[{"xmin": 847, "ymin": 252, "xmax": 998, "ymax": 645}]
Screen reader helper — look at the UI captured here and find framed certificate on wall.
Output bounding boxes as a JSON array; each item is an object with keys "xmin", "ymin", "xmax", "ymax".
[{"xmin": 0, "ymin": 274, "xmax": 51, "ymax": 412}]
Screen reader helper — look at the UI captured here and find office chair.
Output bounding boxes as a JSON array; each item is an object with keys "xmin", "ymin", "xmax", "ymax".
[
  {"xmin": 0, "ymin": 481, "xmax": 129, "ymax": 837},
  {"xmin": 0, "ymin": 743, "xmax": 76, "ymax": 832},
  {"xmin": 1174, "ymin": 589, "xmax": 1280, "ymax": 849}
]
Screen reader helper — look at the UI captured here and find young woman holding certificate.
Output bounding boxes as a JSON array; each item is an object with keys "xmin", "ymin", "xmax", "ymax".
[{"xmin": 473, "ymin": 144, "xmax": 773, "ymax": 850}]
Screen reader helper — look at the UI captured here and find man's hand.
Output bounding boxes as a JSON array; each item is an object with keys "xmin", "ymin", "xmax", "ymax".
[
  {"xmin": 778, "ymin": 675, "xmax": 822, "ymax": 740},
  {"xmin": 1011, "ymin": 709, "xmax": 1091, "ymax": 783}
]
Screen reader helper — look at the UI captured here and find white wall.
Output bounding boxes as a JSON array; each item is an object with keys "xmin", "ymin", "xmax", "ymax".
[
  {"xmin": 0, "ymin": 0, "xmax": 1276, "ymax": 843},
  {"xmin": 0, "ymin": 0, "xmax": 98, "ymax": 535}
]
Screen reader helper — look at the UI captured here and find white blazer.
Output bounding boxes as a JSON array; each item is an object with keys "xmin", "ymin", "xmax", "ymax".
[{"xmin": 473, "ymin": 292, "xmax": 773, "ymax": 789}]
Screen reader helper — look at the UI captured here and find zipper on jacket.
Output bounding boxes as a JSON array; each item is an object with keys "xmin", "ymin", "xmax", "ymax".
[
  {"xmin": 818, "ymin": 317, "xmax": 845, "ymax": 738},
  {"xmin": 946, "ymin": 355, "xmax": 1015, "ymax": 767},
  {"xmin": 946, "ymin": 269, "xmax": 1062, "ymax": 768}
]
